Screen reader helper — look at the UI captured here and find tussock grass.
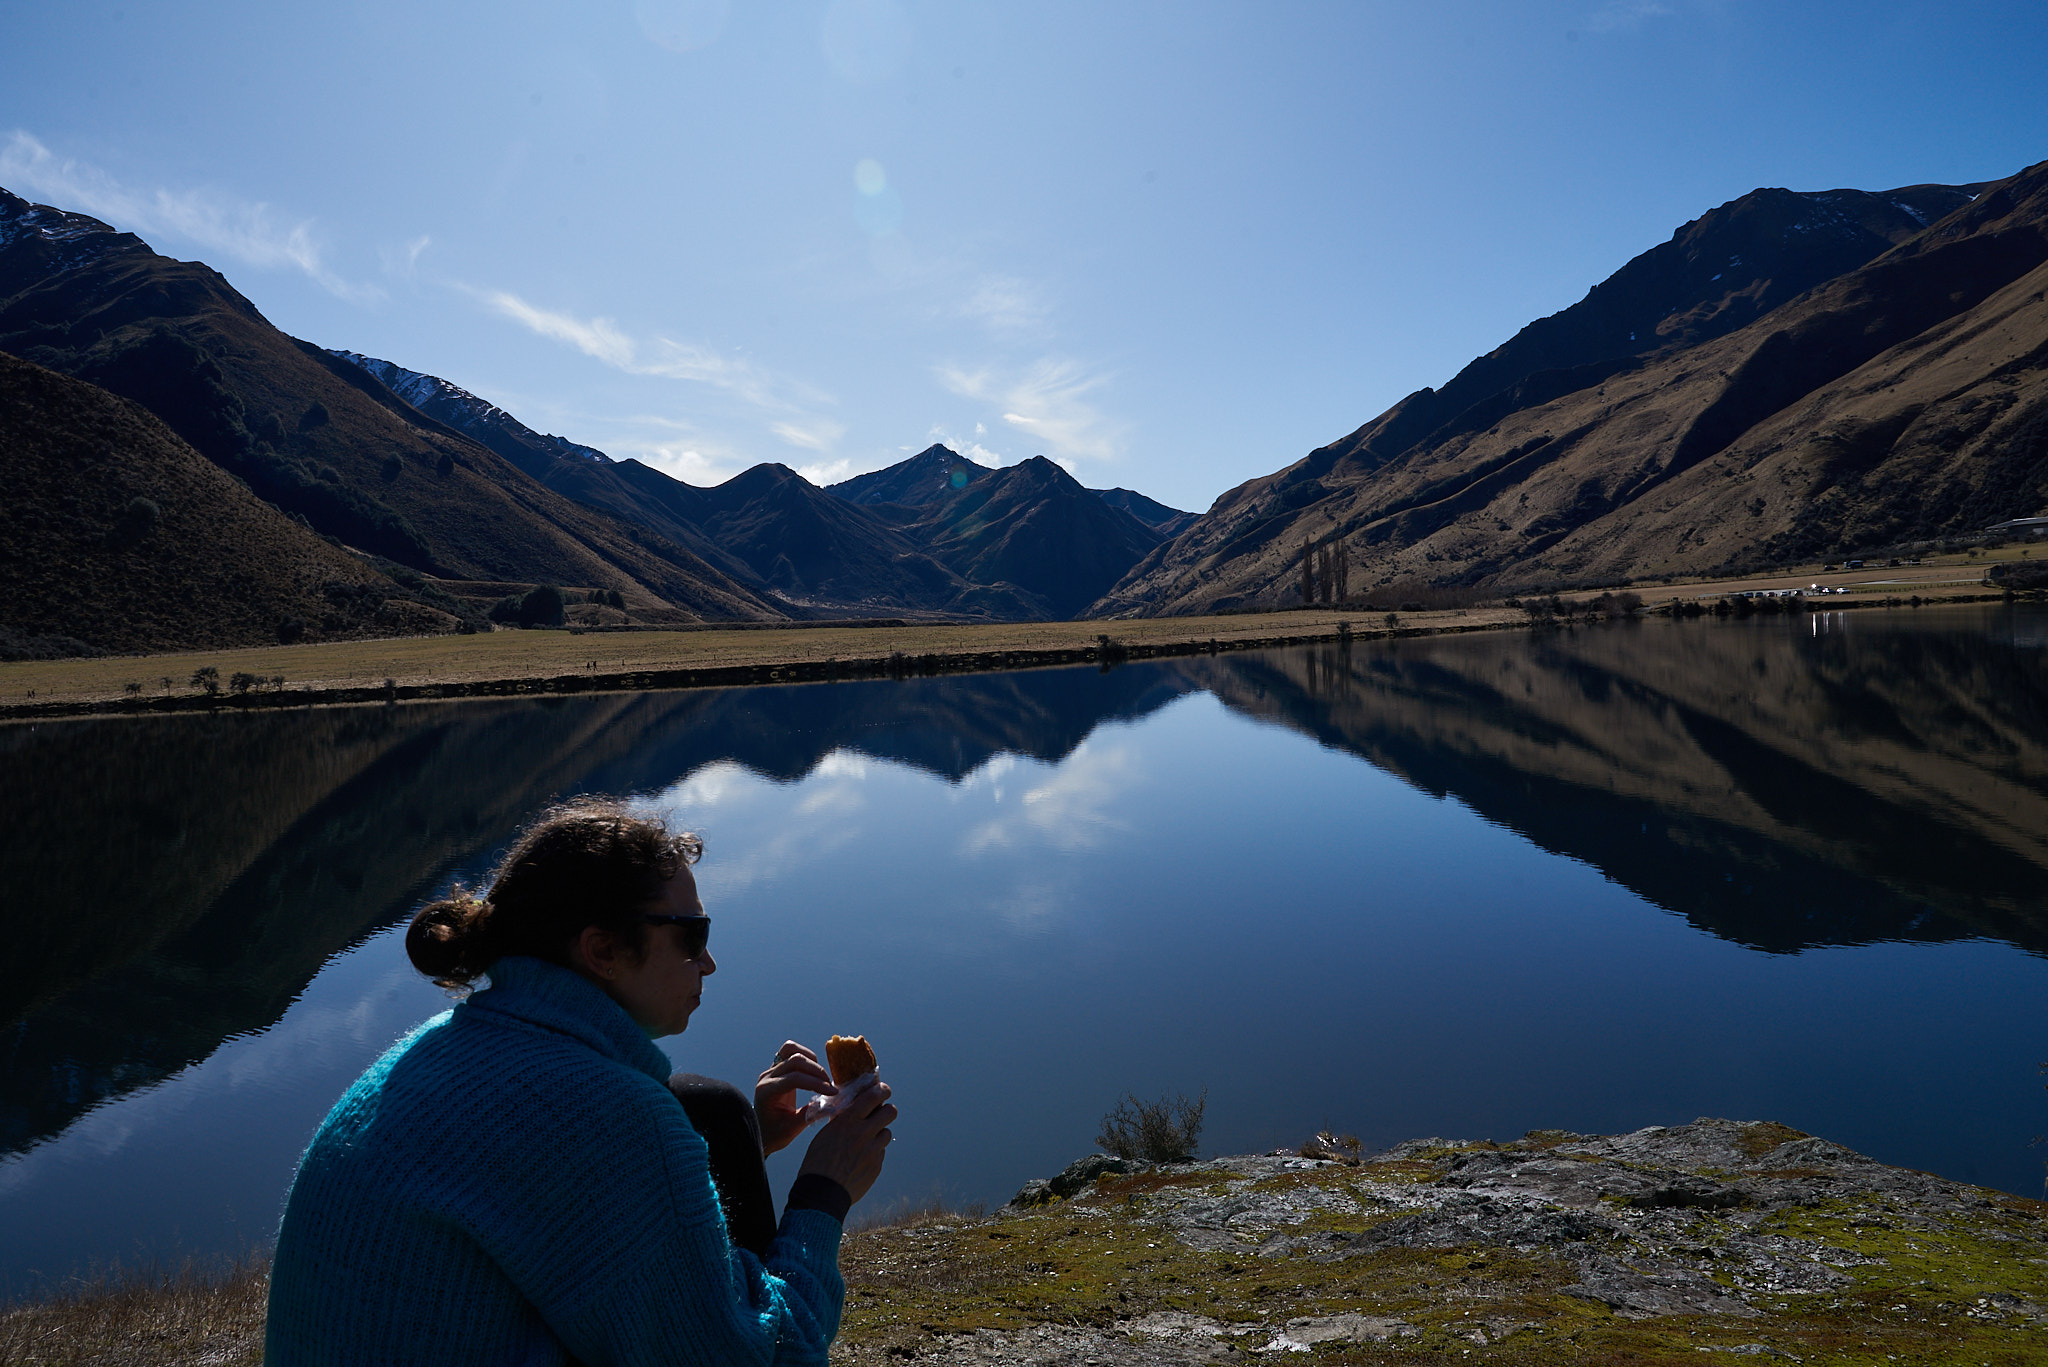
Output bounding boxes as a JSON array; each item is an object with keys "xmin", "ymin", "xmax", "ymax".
[
  {"xmin": 850, "ymin": 1193, "xmax": 989, "ymax": 1235},
  {"xmin": 0, "ymin": 1256, "xmax": 267, "ymax": 1367}
]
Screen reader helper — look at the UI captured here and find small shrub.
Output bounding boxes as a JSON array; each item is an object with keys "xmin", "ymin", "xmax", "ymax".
[
  {"xmin": 189, "ymin": 666, "xmax": 220, "ymax": 694},
  {"xmin": 228, "ymin": 672, "xmax": 259, "ymax": 694},
  {"xmin": 436, "ymin": 452, "xmax": 456, "ymax": 476},
  {"xmin": 516, "ymin": 584, "xmax": 566, "ymax": 627},
  {"xmin": 271, "ymin": 675, "xmax": 286, "ymax": 690},
  {"xmin": 1299, "ymin": 1130, "xmax": 1363, "ymax": 1163},
  {"xmin": 123, "ymin": 681, "xmax": 142, "ymax": 695},
  {"xmin": 298, "ymin": 402, "xmax": 330, "ymax": 432},
  {"xmin": 1097, "ymin": 1090, "xmax": 1206, "ymax": 1164},
  {"xmin": 379, "ymin": 455, "xmax": 402, "ymax": 481}
]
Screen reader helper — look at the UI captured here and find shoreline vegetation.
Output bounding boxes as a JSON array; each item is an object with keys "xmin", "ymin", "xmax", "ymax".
[
  {"xmin": 0, "ymin": 556, "xmax": 2030, "ymax": 724},
  {"xmin": 6, "ymin": 1122, "xmax": 2044, "ymax": 1367}
]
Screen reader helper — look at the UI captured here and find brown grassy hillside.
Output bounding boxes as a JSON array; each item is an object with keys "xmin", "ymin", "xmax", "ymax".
[
  {"xmin": 1098, "ymin": 163, "xmax": 2048, "ymax": 614},
  {"xmin": 0, "ymin": 188, "xmax": 781, "ymax": 624},
  {"xmin": 0, "ymin": 351, "xmax": 410, "ymax": 656}
]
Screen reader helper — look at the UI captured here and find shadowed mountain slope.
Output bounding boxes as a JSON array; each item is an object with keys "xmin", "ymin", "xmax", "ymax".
[
  {"xmin": 829, "ymin": 444, "xmax": 1197, "ymax": 540},
  {"xmin": 318, "ymin": 362, "xmax": 1175, "ymax": 622},
  {"xmin": 1090, "ymin": 486, "xmax": 1198, "ymax": 537},
  {"xmin": 330, "ymin": 349, "xmax": 608, "ymax": 472},
  {"xmin": 676, "ymin": 462, "xmax": 1040, "ymax": 617},
  {"xmin": 899, "ymin": 456, "xmax": 1167, "ymax": 619},
  {"xmin": 830, "ymin": 442, "xmax": 994, "ymax": 507},
  {"xmin": 1098, "ymin": 169, "xmax": 2048, "ymax": 614},
  {"xmin": 0, "ymin": 351, "xmax": 410, "ymax": 656},
  {"xmin": 0, "ymin": 189, "xmax": 781, "ymax": 624}
]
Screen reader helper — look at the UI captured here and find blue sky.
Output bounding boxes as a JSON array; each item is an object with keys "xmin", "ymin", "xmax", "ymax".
[{"xmin": 4, "ymin": 1, "xmax": 2045, "ymax": 512}]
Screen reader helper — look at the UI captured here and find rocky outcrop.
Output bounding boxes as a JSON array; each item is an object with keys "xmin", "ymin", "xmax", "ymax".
[{"xmin": 833, "ymin": 1119, "xmax": 2048, "ymax": 1365}]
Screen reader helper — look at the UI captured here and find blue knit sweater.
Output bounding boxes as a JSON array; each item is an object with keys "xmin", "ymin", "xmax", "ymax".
[{"xmin": 265, "ymin": 956, "xmax": 845, "ymax": 1365}]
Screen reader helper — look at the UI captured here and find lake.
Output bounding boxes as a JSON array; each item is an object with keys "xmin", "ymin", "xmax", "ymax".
[{"xmin": 3, "ymin": 604, "xmax": 2046, "ymax": 1295}]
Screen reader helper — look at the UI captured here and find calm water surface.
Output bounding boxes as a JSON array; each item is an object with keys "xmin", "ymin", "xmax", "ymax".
[{"xmin": 3, "ymin": 606, "xmax": 2046, "ymax": 1293}]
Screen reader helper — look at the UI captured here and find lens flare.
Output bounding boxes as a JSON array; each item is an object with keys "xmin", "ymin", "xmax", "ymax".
[{"xmin": 854, "ymin": 159, "xmax": 887, "ymax": 196}]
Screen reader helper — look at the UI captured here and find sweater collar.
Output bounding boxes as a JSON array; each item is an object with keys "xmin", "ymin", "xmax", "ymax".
[{"xmin": 461, "ymin": 956, "xmax": 673, "ymax": 1083}]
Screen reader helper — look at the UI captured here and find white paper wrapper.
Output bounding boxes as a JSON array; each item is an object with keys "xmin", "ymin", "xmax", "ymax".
[{"xmin": 793, "ymin": 1070, "xmax": 880, "ymax": 1128}]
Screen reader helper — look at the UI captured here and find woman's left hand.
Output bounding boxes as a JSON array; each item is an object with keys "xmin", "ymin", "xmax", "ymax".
[{"xmin": 755, "ymin": 1041, "xmax": 837, "ymax": 1156}]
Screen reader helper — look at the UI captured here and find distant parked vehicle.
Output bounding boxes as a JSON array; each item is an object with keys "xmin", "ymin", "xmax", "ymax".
[{"xmin": 1846, "ymin": 559, "xmax": 1865, "ymax": 569}]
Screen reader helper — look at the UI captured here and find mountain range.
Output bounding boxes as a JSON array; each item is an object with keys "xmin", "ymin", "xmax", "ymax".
[
  {"xmin": 6, "ymin": 154, "xmax": 2048, "ymax": 653},
  {"xmin": 324, "ymin": 351, "xmax": 1186, "ymax": 619},
  {"xmin": 0, "ymin": 186, "xmax": 1192, "ymax": 653},
  {"xmin": 1099, "ymin": 164, "xmax": 2048, "ymax": 613}
]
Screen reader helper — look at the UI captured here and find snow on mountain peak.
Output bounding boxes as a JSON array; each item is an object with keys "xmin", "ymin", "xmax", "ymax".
[
  {"xmin": 327, "ymin": 349, "xmax": 611, "ymax": 464},
  {"xmin": 0, "ymin": 188, "xmax": 140, "ymax": 269}
]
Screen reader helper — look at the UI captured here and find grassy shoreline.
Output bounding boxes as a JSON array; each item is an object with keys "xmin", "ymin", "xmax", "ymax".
[
  {"xmin": 0, "ymin": 607, "xmax": 1523, "ymax": 722},
  {"xmin": 0, "ymin": 565, "xmax": 2024, "ymax": 723}
]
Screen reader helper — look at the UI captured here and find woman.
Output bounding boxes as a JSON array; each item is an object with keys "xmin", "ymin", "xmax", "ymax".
[{"xmin": 265, "ymin": 798, "xmax": 895, "ymax": 1365}]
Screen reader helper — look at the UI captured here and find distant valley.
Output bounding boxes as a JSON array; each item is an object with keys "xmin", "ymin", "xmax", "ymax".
[
  {"xmin": 5, "ymin": 155, "xmax": 2047, "ymax": 657},
  {"xmin": 0, "ymin": 187, "xmax": 1190, "ymax": 656}
]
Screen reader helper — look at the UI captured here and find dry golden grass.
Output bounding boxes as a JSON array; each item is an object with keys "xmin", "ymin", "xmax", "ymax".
[
  {"xmin": 0, "ymin": 1258, "xmax": 267, "ymax": 1367},
  {"xmin": 3, "ymin": 546, "xmax": 2024, "ymax": 716},
  {"xmin": 0, "ymin": 608, "xmax": 1522, "ymax": 713},
  {"xmin": 1649, "ymin": 544, "xmax": 2041, "ymax": 599}
]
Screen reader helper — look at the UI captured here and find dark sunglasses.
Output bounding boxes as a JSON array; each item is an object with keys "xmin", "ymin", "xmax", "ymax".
[{"xmin": 640, "ymin": 913, "xmax": 711, "ymax": 959}]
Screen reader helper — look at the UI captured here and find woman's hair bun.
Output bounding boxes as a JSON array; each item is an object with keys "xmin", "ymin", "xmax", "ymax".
[
  {"xmin": 406, "ymin": 889, "xmax": 493, "ymax": 988},
  {"xmin": 404, "ymin": 798, "xmax": 704, "ymax": 992}
]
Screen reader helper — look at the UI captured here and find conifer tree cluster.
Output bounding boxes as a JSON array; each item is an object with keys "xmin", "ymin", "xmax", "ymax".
[{"xmin": 1298, "ymin": 534, "xmax": 1350, "ymax": 604}]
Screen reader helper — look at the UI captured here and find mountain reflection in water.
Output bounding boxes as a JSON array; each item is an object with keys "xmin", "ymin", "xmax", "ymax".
[
  {"xmin": 1185, "ymin": 611, "xmax": 2048, "ymax": 956},
  {"xmin": 2, "ymin": 606, "xmax": 2042, "ymax": 1164}
]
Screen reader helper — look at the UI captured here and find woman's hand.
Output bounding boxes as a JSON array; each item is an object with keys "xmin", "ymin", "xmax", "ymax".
[
  {"xmin": 797, "ymin": 1079, "xmax": 896, "ymax": 1204},
  {"xmin": 755, "ymin": 1041, "xmax": 836, "ymax": 1156}
]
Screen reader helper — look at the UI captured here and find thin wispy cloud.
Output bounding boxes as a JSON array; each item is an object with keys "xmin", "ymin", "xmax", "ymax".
[
  {"xmin": 474, "ymin": 289, "xmax": 636, "ymax": 368},
  {"xmin": 771, "ymin": 418, "xmax": 847, "ymax": 453},
  {"xmin": 471, "ymin": 287, "xmax": 839, "ymax": 457},
  {"xmin": 641, "ymin": 338, "xmax": 831, "ymax": 411},
  {"xmin": 794, "ymin": 456, "xmax": 858, "ymax": 485},
  {"xmin": 956, "ymin": 273, "xmax": 1052, "ymax": 339},
  {"xmin": 472, "ymin": 288, "xmax": 846, "ymax": 471},
  {"xmin": 938, "ymin": 357, "xmax": 1126, "ymax": 468},
  {"xmin": 378, "ymin": 233, "xmax": 432, "ymax": 281},
  {"xmin": 0, "ymin": 131, "xmax": 378, "ymax": 301}
]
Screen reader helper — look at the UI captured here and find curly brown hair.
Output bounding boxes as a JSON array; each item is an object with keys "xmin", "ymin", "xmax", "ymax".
[{"xmin": 405, "ymin": 798, "xmax": 703, "ymax": 989}]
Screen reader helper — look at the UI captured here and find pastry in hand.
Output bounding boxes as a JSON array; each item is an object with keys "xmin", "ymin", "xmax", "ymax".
[{"xmin": 825, "ymin": 1034, "xmax": 877, "ymax": 1085}]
